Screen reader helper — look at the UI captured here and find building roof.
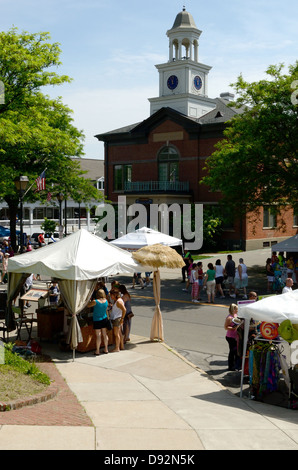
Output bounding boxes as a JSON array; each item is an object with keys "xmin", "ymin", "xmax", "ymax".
[
  {"xmin": 170, "ymin": 8, "xmax": 197, "ymax": 29},
  {"xmin": 198, "ymin": 97, "xmax": 246, "ymax": 125},
  {"xmin": 71, "ymin": 157, "xmax": 104, "ymax": 180},
  {"xmin": 95, "ymin": 98, "xmax": 247, "ymax": 143}
]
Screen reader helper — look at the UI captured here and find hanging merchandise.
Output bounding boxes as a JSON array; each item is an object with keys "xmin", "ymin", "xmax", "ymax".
[
  {"xmin": 248, "ymin": 342, "xmax": 281, "ymax": 400},
  {"xmin": 260, "ymin": 322, "xmax": 279, "ymax": 340}
]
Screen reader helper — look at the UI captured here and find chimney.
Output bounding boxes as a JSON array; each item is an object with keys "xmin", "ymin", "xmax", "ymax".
[{"xmin": 220, "ymin": 92, "xmax": 235, "ymax": 102}]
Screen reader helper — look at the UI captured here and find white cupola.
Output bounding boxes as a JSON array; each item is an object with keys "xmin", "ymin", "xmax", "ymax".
[{"xmin": 149, "ymin": 8, "xmax": 216, "ymax": 118}]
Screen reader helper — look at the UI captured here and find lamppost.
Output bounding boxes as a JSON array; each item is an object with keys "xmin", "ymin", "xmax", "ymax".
[
  {"xmin": 14, "ymin": 175, "xmax": 29, "ymax": 253},
  {"xmin": 57, "ymin": 192, "xmax": 64, "ymax": 239},
  {"xmin": 64, "ymin": 198, "xmax": 67, "ymax": 236}
]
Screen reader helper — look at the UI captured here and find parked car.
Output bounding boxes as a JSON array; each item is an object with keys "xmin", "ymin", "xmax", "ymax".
[
  {"xmin": 30, "ymin": 232, "xmax": 60, "ymax": 247},
  {"xmin": 0, "ymin": 225, "xmax": 21, "ymax": 243}
]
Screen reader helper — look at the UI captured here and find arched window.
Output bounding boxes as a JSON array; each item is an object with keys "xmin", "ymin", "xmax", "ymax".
[{"xmin": 158, "ymin": 146, "xmax": 179, "ymax": 182}]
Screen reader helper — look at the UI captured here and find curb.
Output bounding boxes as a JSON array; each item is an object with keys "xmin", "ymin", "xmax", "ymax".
[
  {"xmin": 0, "ymin": 383, "xmax": 58, "ymax": 411},
  {"xmin": 0, "ymin": 359, "xmax": 59, "ymax": 412}
]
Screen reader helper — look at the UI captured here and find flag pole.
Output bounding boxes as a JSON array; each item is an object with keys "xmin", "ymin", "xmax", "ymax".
[{"xmin": 23, "ymin": 167, "xmax": 47, "ymax": 197}]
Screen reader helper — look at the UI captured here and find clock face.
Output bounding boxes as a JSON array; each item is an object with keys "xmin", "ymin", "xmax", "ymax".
[
  {"xmin": 194, "ymin": 75, "xmax": 203, "ymax": 91},
  {"xmin": 167, "ymin": 75, "xmax": 178, "ymax": 90}
]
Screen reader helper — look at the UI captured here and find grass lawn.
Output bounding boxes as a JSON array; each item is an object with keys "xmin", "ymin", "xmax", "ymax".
[{"xmin": 0, "ymin": 343, "xmax": 50, "ymax": 402}]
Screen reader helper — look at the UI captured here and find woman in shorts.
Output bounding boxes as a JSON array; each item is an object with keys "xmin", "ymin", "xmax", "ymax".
[
  {"xmin": 204, "ymin": 263, "xmax": 216, "ymax": 303},
  {"xmin": 88, "ymin": 289, "xmax": 109, "ymax": 355},
  {"xmin": 110, "ymin": 289, "xmax": 126, "ymax": 352}
]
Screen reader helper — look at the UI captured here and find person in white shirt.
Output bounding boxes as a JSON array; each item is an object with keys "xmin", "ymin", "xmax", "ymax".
[
  {"xmin": 215, "ymin": 259, "xmax": 225, "ymax": 299},
  {"xmin": 235, "ymin": 258, "xmax": 248, "ymax": 299},
  {"xmin": 282, "ymin": 278, "xmax": 293, "ymax": 294}
]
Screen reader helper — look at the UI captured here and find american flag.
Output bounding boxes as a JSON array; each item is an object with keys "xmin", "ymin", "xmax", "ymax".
[
  {"xmin": 47, "ymin": 191, "xmax": 52, "ymax": 201},
  {"xmin": 35, "ymin": 171, "xmax": 46, "ymax": 191}
]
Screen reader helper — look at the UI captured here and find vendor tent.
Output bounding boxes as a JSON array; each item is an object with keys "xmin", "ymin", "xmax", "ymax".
[
  {"xmin": 110, "ymin": 226, "xmax": 183, "ymax": 251},
  {"xmin": 271, "ymin": 235, "xmax": 298, "ymax": 253},
  {"xmin": 238, "ymin": 290, "xmax": 298, "ymax": 396},
  {"xmin": 8, "ymin": 228, "xmax": 143, "ymax": 279},
  {"xmin": 7, "ymin": 229, "xmax": 145, "ymax": 353}
]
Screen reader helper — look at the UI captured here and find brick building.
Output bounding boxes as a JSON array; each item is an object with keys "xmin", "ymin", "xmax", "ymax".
[{"xmin": 95, "ymin": 8, "xmax": 297, "ymax": 251}]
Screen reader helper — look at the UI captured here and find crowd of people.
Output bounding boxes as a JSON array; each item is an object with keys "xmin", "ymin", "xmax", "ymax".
[
  {"xmin": 0, "ymin": 233, "xmax": 45, "ymax": 284},
  {"xmin": 181, "ymin": 252, "xmax": 248, "ymax": 303},
  {"xmin": 223, "ymin": 252, "xmax": 298, "ymax": 372},
  {"xmin": 87, "ymin": 279, "xmax": 134, "ymax": 356},
  {"xmin": 266, "ymin": 251, "xmax": 298, "ymax": 293},
  {"xmin": 181, "ymin": 249, "xmax": 298, "ymax": 372}
]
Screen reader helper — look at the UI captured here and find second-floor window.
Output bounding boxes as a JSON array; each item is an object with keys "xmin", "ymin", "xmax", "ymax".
[
  {"xmin": 158, "ymin": 146, "xmax": 179, "ymax": 182},
  {"xmin": 114, "ymin": 164, "xmax": 132, "ymax": 191}
]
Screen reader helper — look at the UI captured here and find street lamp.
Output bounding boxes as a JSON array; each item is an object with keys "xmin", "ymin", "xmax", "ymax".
[
  {"xmin": 14, "ymin": 175, "xmax": 29, "ymax": 253},
  {"xmin": 57, "ymin": 193, "xmax": 64, "ymax": 238}
]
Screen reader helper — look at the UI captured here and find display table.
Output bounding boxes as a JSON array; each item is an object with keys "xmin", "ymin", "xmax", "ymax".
[
  {"xmin": 36, "ymin": 307, "xmax": 65, "ymax": 340},
  {"xmin": 77, "ymin": 323, "xmax": 115, "ymax": 353}
]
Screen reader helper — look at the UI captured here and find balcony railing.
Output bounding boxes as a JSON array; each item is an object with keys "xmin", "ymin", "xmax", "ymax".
[{"xmin": 124, "ymin": 181, "xmax": 189, "ymax": 193}]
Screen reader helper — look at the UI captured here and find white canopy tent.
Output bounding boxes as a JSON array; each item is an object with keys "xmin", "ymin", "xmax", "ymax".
[
  {"xmin": 238, "ymin": 290, "xmax": 298, "ymax": 396},
  {"xmin": 271, "ymin": 235, "xmax": 298, "ymax": 253},
  {"xmin": 7, "ymin": 229, "xmax": 145, "ymax": 352},
  {"xmin": 110, "ymin": 226, "xmax": 183, "ymax": 251}
]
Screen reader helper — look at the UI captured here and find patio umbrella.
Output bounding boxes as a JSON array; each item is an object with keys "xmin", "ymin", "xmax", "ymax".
[
  {"xmin": 132, "ymin": 244, "xmax": 185, "ymax": 341},
  {"xmin": 110, "ymin": 226, "xmax": 182, "ymax": 251}
]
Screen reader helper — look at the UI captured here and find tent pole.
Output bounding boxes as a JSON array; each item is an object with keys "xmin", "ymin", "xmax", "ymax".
[{"xmin": 240, "ymin": 319, "xmax": 250, "ymax": 398}]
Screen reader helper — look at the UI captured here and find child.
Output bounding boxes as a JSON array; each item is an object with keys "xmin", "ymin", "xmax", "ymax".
[{"xmin": 49, "ymin": 281, "xmax": 60, "ymax": 306}]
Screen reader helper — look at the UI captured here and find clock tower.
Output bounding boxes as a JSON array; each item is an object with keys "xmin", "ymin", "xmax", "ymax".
[{"xmin": 149, "ymin": 8, "xmax": 216, "ymax": 118}]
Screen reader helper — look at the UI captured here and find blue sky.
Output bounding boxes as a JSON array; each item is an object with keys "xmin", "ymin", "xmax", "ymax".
[{"xmin": 1, "ymin": 0, "xmax": 297, "ymax": 159}]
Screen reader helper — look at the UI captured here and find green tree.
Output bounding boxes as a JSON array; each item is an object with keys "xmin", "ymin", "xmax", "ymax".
[
  {"xmin": 202, "ymin": 206, "xmax": 223, "ymax": 251},
  {"xmin": 40, "ymin": 217, "xmax": 57, "ymax": 237},
  {"xmin": 0, "ymin": 28, "xmax": 103, "ymax": 249},
  {"xmin": 202, "ymin": 62, "xmax": 298, "ymax": 222}
]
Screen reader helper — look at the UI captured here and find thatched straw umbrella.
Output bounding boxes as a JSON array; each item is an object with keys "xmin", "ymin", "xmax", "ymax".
[{"xmin": 132, "ymin": 244, "xmax": 185, "ymax": 342}]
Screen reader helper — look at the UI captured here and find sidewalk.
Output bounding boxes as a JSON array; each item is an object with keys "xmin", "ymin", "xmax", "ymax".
[{"xmin": 1, "ymin": 334, "xmax": 298, "ymax": 450}]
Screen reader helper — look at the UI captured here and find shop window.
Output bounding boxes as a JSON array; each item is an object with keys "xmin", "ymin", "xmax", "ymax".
[{"xmin": 33, "ymin": 207, "xmax": 59, "ymax": 220}]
